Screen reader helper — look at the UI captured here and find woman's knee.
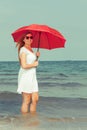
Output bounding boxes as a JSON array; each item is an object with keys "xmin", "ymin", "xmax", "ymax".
[
  {"xmin": 32, "ymin": 92, "xmax": 39, "ymax": 104},
  {"xmin": 22, "ymin": 93, "xmax": 31, "ymax": 105}
]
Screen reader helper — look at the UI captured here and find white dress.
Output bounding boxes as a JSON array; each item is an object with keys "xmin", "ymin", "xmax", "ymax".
[{"xmin": 17, "ymin": 47, "xmax": 38, "ymax": 94}]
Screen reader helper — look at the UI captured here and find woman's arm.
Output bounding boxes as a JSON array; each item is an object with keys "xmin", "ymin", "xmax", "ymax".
[
  {"xmin": 36, "ymin": 51, "xmax": 40, "ymax": 60},
  {"xmin": 20, "ymin": 52, "xmax": 38, "ymax": 69}
]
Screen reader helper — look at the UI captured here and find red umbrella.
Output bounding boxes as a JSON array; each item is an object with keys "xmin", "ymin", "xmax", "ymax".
[{"xmin": 11, "ymin": 24, "xmax": 66, "ymax": 51}]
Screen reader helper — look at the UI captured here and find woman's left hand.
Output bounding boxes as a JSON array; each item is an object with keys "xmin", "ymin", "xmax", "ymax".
[{"xmin": 36, "ymin": 52, "xmax": 40, "ymax": 57}]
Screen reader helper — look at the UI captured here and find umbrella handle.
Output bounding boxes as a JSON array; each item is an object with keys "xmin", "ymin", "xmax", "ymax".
[
  {"xmin": 36, "ymin": 56, "xmax": 38, "ymax": 61},
  {"xmin": 36, "ymin": 48, "xmax": 40, "ymax": 61}
]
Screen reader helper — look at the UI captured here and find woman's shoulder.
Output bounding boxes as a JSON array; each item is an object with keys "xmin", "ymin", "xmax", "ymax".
[
  {"xmin": 20, "ymin": 46, "xmax": 25, "ymax": 51},
  {"xmin": 20, "ymin": 47, "xmax": 27, "ymax": 54}
]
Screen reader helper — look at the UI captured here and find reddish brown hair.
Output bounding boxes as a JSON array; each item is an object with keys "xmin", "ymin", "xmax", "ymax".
[{"xmin": 16, "ymin": 32, "xmax": 33, "ymax": 61}]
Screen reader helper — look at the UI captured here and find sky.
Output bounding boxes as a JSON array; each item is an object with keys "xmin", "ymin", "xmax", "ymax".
[{"xmin": 0, "ymin": 0, "xmax": 87, "ymax": 61}]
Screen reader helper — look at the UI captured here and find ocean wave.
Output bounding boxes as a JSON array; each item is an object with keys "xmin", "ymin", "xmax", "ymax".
[
  {"xmin": 57, "ymin": 73, "xmax": 68, "ymax": 77},
  {"xmin": 0, "ymin": 82, "xmax": 17, "ymax": 85},
  {"xmin": 0, "ymin": 73, "xmax": 17, "ymax": 76},
  {"xmin": 57, "ymin": 82, "xmax": 85, "ymax": 87},
  {"xmin": 39, "ymin": 82, "xmax": 85, "ymax": 87},
  {"xmin": 0, "ymin": 91, "xmax": 87, "ymax": 100}
]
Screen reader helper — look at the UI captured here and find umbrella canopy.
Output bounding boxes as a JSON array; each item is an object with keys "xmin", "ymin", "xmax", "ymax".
[{"xmin": 11, "ymin": 24, "xmax": 66, "ymax": 50}]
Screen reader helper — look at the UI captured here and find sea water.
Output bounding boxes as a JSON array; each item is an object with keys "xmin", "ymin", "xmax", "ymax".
[{"xmin": 0, "ymin": 61, "xmax": 87, "ymax": 130}]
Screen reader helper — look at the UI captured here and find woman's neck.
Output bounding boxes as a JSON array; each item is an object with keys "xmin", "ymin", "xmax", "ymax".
[{"xmin": 24, "ymin": 45, "xmax": 33, "ymax": 52}]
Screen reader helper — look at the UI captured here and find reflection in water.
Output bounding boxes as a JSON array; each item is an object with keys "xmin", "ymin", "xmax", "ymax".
[{"xmin": 0, "ymin": 113, "xmax": 87, "ymax": 130}]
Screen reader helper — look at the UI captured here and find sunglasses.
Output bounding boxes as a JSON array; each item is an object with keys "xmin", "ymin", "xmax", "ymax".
[{"xmin": 25, "ymin": 36, "xmax": 33, "ymax": 39}]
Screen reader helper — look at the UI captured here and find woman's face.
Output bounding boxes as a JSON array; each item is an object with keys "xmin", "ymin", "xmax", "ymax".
[{"xmin": 23, "ymin": 33, "xmax": 33, "ymax": 46}]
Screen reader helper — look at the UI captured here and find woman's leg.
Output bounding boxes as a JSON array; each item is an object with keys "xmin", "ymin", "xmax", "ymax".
[
  {"xmin": 21, "ymin": 92, "xmax": 31, "ymax": 114},
  {"xmin": 30, "ymin": 92, "xmax": 39, "ymax": 113}
]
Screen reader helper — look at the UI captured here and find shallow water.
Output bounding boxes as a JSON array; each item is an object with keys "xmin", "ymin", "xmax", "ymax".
[
  {"xmin": 0, "ymin": 114, "xmax": 87, "ymax": 130},
  {"xmin": 0, "ymin": 92, "xmax": 87, "ymax": 130}
]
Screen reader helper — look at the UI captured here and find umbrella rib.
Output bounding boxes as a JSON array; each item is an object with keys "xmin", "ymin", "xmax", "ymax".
[
  {"xmin": 45, "ymin": 32, "xmax": 51, "ymax": 50},
  {"xmin": 37, "ymin": 32, "xmax": 41, "ymax": 51}
]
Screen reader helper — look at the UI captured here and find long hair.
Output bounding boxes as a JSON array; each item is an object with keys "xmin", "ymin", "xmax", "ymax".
[{"xmin": 16, "ymin": 32, "xmax": 33, "ymax": 62}]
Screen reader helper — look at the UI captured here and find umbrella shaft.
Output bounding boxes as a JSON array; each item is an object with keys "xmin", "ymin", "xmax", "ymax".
[
  {"xmin": 36, "ymin": 32, "xmax": 41, "ymax": 60},
  {"xmin": 37, "ymin": 32, "xmax": 41, "ymax": 50}
]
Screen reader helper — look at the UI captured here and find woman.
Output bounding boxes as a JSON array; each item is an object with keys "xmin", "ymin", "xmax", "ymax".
[{"xmin": 16, "ymin": 32, "xmax": 40, "ymax": 114}]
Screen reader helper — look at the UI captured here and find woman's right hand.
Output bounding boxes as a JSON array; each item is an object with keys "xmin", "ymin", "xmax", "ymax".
[{"xmin": 33, "ymin": 61, "xmax": 38, "ymax": 67}]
